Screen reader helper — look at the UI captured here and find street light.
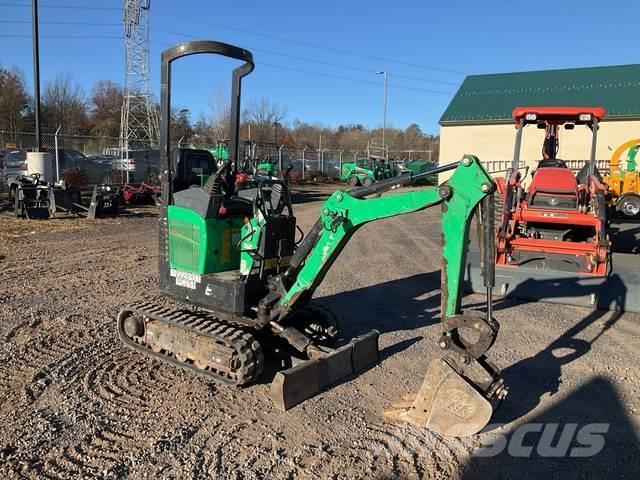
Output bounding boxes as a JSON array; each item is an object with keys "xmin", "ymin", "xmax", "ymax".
[{"xmin": 376, "ymin": 71, "xmax": 387, "ymax": 155}]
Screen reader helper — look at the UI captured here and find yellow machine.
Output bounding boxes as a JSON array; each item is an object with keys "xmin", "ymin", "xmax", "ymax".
[{"xmin": 605, "ymin": 138, "xmax": 640, "ymax": 217}]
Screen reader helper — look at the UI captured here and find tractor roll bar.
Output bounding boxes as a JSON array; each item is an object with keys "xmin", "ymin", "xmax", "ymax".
[
  {"xmin": 511, "ymin": 119, "xmax": 524, "ymax": 172},
  {"xmin": 589, "ymin": 117, "xmax": 599, "ymax": 178},
  {"xmin": 159, "ymin": 40, "xmax": 255, "ymax": 203}
]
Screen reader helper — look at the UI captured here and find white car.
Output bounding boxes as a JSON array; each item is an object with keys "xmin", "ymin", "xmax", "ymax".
[
  {"xmin": 111, "ymin": 157, "xmax": 137, "ymax": 172},
  {"xmin": 2, "ymin": 150, "xmax": 29, "ymax": 193}
]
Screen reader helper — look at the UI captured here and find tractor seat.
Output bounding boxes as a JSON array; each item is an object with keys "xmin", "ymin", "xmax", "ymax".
[
  {"xmin": 538, "ymin": 158, "xmax": 567, "ymax": 169},
  {"xmin": 528, "ymin": 167, "xmax": 578, "ymax": 196}
]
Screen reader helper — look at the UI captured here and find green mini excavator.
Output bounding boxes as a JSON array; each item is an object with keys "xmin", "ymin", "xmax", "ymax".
[{"xmin": 116, "ymin": 40, "xmax": 506, "ymax": 437}]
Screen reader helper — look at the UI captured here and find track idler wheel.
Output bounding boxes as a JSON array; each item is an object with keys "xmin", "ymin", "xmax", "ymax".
[
  {"xmin": 123, "ymin": 314, "xmax": 145, "ymax": 338},
  {"xmin": 385, "ymin": 310, "xmax": 507, "ymax": 437}
]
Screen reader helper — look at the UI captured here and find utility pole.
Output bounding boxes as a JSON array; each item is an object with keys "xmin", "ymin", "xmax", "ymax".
[
  {"xmin": 31, "ymin": 0, "xmax": 41, "ymax": 151},
  {"xmin": 376, "ymin": 71, "xmax": 387, "ymax": 153}
]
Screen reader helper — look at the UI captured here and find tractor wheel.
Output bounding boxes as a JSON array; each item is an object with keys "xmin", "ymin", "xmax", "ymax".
[
  {"xmin": 362, "ymin": 177, "xmax": 374, "ymax": 187},
  {"xmin": 347, "ymin": 175, "xmax": 360, "ymax": 187},
  {"xmin": 616, "ymin": 194, "xmax": 640, "ymax": 218}
]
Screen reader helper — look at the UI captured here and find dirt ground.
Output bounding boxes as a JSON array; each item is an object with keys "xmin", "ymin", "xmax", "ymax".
[{"xmin": 0, "ymin": 185, "xmax": 639, "ymax": 479}]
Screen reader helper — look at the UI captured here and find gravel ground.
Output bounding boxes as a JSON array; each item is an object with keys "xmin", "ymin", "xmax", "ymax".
[{"xmin": 0, "ymin": 185, "xmax": 639, "ymax": 479}]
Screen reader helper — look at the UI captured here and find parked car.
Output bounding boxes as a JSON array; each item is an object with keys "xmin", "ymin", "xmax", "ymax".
[
  {"xmin": 0, "ymin": 148, "xmax": 10, "ymax": 168},
  {"xmin": 111, "ymin": 157, "xmax": 137, "ymax": 172},
  {"xmin": 87, "ymin": 155, "xmax": 120, "ymax": 165},
  {"xmin": 108, "ymin": 150, "xmax": 160, "ymax": 178},
  {"xmin": 2, "ymin": 150, "xmax": 29, "ymax": 194},
  {"xmin": 42, "ymin": 148, "xmax": 90, "ymax": 170},
  {"xmin": 45, "ymin": 148, "xmax": 117, "ymax": 185}
]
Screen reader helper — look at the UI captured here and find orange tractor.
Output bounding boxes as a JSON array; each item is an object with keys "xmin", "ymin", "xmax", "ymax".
[{"xmin": 495, "ymin": 107, "xmax": 610, "ymax": 276}]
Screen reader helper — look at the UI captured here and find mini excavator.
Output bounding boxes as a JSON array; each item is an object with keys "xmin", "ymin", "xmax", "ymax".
[{"xmin": 117, "ymin": 41, "xmax": 506, "ymax": 437}]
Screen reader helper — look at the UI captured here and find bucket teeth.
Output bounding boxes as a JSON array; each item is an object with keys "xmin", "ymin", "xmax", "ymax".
[{"xmin": 270, "ymin": 330, "xmax": 380, "ymax": 411}]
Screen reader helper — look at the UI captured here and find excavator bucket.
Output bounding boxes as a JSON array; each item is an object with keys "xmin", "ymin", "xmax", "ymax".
[
  {"xmin": 385, "ymin": 310, "xmax": 507, "ymax": 437},
  {"xmin": 385, "ymin": 357, "xmax": 496, "ymax": 437},
  {"xmin": 270, "ymin": 330, "xmax": 380, "ymax": 410}
]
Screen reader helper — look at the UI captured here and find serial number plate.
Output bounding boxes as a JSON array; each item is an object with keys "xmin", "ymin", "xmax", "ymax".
[{"xmin": 170, "ymin": 268, "xmax": 201, "ymax": 290}]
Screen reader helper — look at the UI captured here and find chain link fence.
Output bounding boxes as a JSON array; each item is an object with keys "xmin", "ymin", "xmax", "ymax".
[
  {"xmin": 0, "ymin": 130, "xmax": 161, "ymax": 187},
  {"xmin": 0, "ymin": 130, "xmax": 438, "ymax": 189}
]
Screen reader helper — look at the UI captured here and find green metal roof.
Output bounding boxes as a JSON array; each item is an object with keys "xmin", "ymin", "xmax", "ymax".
[{"xmin": 440, "ymin": 64, "xmax": 640, "ymax": 125}]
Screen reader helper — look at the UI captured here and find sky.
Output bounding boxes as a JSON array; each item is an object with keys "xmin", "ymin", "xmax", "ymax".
[{"xmin": 0, "ymin": 0, "xmax": 638, "ymax": 134}]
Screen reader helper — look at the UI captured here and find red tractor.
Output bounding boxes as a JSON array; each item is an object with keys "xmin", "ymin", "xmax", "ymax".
[{"xmin": 495, "ymin": 107, "xmax": 610, "ymax": 276}]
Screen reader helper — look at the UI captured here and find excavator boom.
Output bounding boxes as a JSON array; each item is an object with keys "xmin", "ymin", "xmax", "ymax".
[{"xmin": 269, "ymin": 156, "xmax": 505, "ymax": 435}]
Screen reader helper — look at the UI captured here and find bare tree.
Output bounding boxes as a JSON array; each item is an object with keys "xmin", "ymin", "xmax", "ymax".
[
  {"xmin": 174, "ymin": 108, "xmax": 192, "ymax": 140},
  {"xmin": 42, "ymin": 72, "xmax": 88, "ymax": 133},
  {"xmin": 208, "ymin": 88, "xmax": 230, "ymax": 141},
  {"xmin": 243, "ymin": 97, "xmax": 287, "ymax": 143},
  {"xmin": 0, "ymin": 66, "xmax": 31, "ymax": 132},
  {"xmin": 90, "ymin": 79, "xmax": 123, "ymax": 138}
]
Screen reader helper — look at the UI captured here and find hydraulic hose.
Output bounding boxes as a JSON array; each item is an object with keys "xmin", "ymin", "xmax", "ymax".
[{"xmin": 349, "ymin": 161, "xmax": 459, "ymax": 199}]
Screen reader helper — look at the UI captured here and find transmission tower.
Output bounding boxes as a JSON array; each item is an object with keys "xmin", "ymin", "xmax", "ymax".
[{"xmin": 120, "ymin": 0, "xmax": 159, "ymax": 178}]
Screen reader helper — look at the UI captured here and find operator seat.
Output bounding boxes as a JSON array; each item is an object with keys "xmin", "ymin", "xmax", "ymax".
[{"xmin": 537, "ymin": 158, "xmax": 567, "ymax": 169}]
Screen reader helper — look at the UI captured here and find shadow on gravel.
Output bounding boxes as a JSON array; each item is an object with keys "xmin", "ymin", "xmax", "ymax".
[
  {"xmin": 462, "ymin": 377, "xmax": 640, "ymax": 480},
  {"xmin": 319, "ymin": 271, "xmax": 442, "ymax": 336},
  {"xmin": 290, "ymin": 189, "xmax": 332, "ymax": 204},
  {"xmin": 96, "ymin": 206, "xmax": 159, "ymax": 219},
  {"xmin": 496, "ymin": 281, "xmax": 624, "ymax": 424},
  {"xmin": 459, "ymin": 274, "xmax": 633, "ymax": 479}
]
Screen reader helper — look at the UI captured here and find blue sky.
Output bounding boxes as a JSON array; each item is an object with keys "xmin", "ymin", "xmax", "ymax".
[{"xmin": 1, "ymin": 0, "xmax": 638, "ymax": 133}]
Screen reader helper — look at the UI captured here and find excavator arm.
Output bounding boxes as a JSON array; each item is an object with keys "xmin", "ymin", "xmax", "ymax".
[
  {"xmin": 269, "ymin": 156, "xmax": 506, "ymax": 436},
  {"xmin": 276, "ymin": 155, "xmax": 493, "ymax": 316},
  {"xmin": 279, "ymin": 187, "xmax": 444, "ymax": 309}
]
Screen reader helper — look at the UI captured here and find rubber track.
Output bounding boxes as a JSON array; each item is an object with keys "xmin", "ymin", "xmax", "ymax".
[{"xmin": 117, "ymin": 302, "xmax": 263, "ymax": 386}]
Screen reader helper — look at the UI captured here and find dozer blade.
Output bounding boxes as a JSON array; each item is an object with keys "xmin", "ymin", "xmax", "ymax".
[
  {"xmin": 270, "ymin": 330, "xmax": 379, "ymax": 411},
  {"xmin": 385, "ymin": 357, "xmax": 497, "ymax": 437}
]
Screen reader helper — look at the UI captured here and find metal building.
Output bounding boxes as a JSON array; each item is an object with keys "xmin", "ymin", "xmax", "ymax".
[{"xmin": 438, "ymin": 64, "xmax": 640, "ymax": 177}]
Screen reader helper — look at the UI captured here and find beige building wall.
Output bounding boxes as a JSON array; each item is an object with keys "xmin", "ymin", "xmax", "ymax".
[{"xmin": 438, "ymin": 119, "xmax": 640, "ymax": 182}]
